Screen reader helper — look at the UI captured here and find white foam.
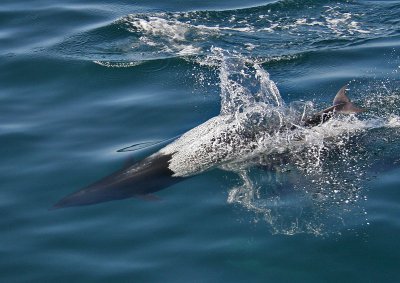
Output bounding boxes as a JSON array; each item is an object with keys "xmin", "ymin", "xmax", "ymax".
[
  {"xmin": 261, "ymin": 6, "xmax": 372, "ymax": 37},
  {"xmin": 93, "ymin": 60, "xmax": 143, "ymax": 68},
  {"xmin": 121, "ymin": 14, "xmax": 207, "ymax": 57},
  {"xmin": 176, "ymin": 45, "xmax": 201, "ymax": 56},
  {"xmin": 387, "ymin": 115, "xmax": 400, "ymax": 128},
  {"xmin": 125, "ymin": 15, "xmax": 189, "ymax": 41}
]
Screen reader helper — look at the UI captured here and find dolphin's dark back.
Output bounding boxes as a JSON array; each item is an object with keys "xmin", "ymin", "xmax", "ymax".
[{"xmin": 53, "ymin": 153, "xmax": 183, "ymax": 209}]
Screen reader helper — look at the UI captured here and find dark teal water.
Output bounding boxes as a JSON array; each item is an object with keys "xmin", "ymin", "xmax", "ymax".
[{"xmin": 1, "ymin": 0, "xmax": 400, "ymax": 282}]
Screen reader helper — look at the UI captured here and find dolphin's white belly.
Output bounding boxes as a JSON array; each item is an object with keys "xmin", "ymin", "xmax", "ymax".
[
  {"xmin": 158, "ymin": 106, "xmax": 285, "ymax": 177},
  {"xmin": 158, "ymin": 116, "xmax": 246, "ymax": 176}
]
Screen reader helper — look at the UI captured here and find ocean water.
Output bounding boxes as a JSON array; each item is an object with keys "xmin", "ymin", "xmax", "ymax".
[{"xmin": 1, "ymin": 0, "xmax": 400, "ymax": 282}]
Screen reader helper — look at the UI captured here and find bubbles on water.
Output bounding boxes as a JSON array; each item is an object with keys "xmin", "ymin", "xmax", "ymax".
[{"xmin": 225, "ymin": 125, "xmax": 371, "ymax": 235}]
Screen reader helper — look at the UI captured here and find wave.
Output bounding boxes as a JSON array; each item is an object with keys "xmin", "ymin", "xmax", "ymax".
[{"xmin": 47, "ymin": 0, "xmax": 399, "ymax": 67}]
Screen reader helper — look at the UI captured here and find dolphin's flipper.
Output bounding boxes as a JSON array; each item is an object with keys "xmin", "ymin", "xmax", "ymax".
[{"xmin": 52, "ymin": 153, "xmax": 183, "ymax": 209}]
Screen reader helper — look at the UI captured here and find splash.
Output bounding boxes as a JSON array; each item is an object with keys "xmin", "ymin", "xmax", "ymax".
[{"xmin": 159, "ymin": 49, "xmax": 400, "ymax": 235}]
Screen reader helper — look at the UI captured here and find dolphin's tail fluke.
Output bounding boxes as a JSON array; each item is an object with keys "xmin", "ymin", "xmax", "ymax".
[{"xmin": 52, "ymin": 153, "xmax": 182, "ymax": 209}]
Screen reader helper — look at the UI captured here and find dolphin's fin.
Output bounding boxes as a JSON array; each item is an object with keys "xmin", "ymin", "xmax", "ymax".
[
  {"xmin": 333, "ymin": 84, "xmax": 351, "ymax": 105},
  {"xmin": 332, "ymin": 85, "xmax": 364, "ymax": 114},
  {"xmin": 303, "ymin": 84, "xmax": 364, "ymax": 127}
]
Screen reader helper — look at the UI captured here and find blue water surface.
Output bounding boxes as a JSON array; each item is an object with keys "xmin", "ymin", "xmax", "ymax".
[{"xmin": 1, "ymin": 0, "xmax": 400, "ymax": 282}]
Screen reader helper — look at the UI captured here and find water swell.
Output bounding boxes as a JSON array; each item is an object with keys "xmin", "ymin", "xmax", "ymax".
[
  {"xmin": 45, "ymin": 0, "xmax": 399, "ymax": 67},
  {"xmin": 84, "ymin": 0, "xmax": 398, "ymax": 67}
]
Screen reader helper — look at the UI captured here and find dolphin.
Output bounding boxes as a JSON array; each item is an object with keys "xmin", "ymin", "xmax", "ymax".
[{"xmin": 53, "ymin": 85, "xmax": 363, "ymax": 209}]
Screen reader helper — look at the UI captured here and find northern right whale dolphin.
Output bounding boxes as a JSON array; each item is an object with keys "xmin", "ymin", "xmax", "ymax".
[{"xmin": 53, "ymin": 85, "xmax": 363, "ymax": 209}]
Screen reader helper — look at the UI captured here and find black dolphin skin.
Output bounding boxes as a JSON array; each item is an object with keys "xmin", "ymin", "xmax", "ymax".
[
  {"xmin": 53, "ymin": 85, "xmax": 363, "ymax": 209},
  {"xmin": 53, "ymin": 153, "xmax": 183, "ymax": 209}
]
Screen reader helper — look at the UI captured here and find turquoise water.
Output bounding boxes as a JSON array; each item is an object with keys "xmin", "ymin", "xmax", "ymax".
[{"xmin": 1, "ymin": 0, "xmax": 400, "ymax": 281}]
